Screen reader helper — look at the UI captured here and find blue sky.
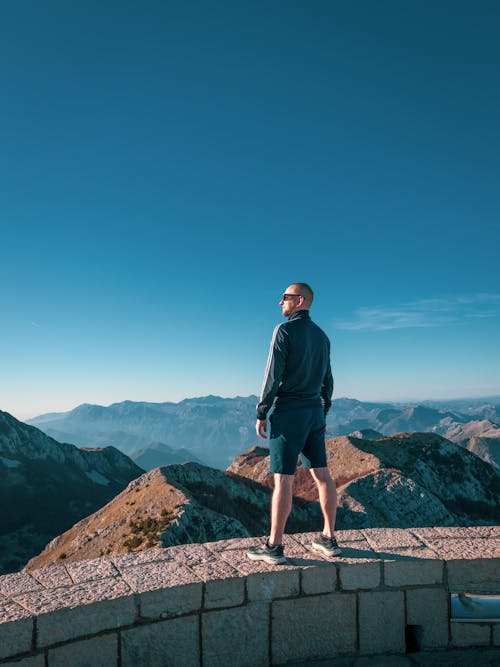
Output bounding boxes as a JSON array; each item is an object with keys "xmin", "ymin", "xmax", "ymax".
[{"xmin": 1, "ymin": 1, "xmax": 499, "ymax": 420}]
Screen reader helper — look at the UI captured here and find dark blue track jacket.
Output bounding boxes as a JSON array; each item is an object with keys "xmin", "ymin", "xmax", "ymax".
[{"xmin": 256, "ymin": 310, "xmax": 333, "ymax": 420}]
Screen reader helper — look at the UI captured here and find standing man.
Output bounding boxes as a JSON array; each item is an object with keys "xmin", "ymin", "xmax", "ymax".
[{"xmin": 247, "ymin": 282, "xmax": 341, "ymax": 565}]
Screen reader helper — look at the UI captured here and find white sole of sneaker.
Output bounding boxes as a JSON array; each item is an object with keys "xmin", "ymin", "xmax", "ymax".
[
  {"xmin": 311, "ymin": 542, "xmax": 342, "ymax": 557},
  {"xmin": 247, "ymin": 552, "xmax": 287, "ymax": 565}
]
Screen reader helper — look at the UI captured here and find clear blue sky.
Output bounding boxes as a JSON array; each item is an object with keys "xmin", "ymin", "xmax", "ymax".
[{"xmin": 1, "ymin": 1, "xmax": 499, "ymax": 420}]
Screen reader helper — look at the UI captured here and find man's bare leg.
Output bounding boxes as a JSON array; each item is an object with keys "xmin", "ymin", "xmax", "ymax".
[
  {"xmin": 269, "ymin": 473, "xmax": 294, "ymax": 545},
  {"xmin": 309, "ymin": 467, "xmax": 337, "ymax": 537}
]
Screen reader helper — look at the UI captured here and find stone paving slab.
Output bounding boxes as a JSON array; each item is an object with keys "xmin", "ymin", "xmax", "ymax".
[
  {"xmin": 189, "ymin": 558, "xmax": 240, "ymax": 582},
  {"xmin": 119, "ymin": 559, "xmax": 201, "ymax": 593},
  {"xmin": 411, "ymin": 526, "xmax": 500, "ymax": 540},
  {"xmin": 420, "ymin": 537, "xmax": 500, "ymax": 560},
  {"xmin": 362, "ymin": 528, "xmax": 426, "ymax": 551},
  {"xmin": 169, "ymin": 542, "xmax": 218, "ymax": 567},
  {"xmin": 376, "ymin": 547, "xmax": 443, "ymax": 561},
  {"xmin": 29, "ymin": 565, "xmax": 73, "ymax": 589},
  {"xmin": 111, "ymin": 547, "xmax": 174, "ymax": 569},
  {"xmin": 0, "ymin": 572, "xmax": 43, "ymax": 597},
  {"xmin": 0, "ymin": 595, "xmax": 33, "ymax": 622},
  {"xmin": 12, "ymin": 576, "xmax": 133, "ymax": 614},
  {"xmin": 66, "ymin": 557, "xmax": 119, "ymax": 583}
]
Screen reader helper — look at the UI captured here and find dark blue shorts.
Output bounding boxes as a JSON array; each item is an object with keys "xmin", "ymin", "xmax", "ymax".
[{"xmin": 269, "ymin": 407, "xmax": 327, "ymax": 475}]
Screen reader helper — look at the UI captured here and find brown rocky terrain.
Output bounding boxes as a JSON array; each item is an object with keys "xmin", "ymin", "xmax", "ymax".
[
  {"xmin": 26, "ymin": 462, "xmax": 322, "ymax": 569},
  {"xmin": 229, "ymin": 432, "xmax": 500, "ymax": 528},
  {"xmin": 441, "ymin": 419, "xmax": 500, "ymax": 470},
  {"xmin": 0, "ymin": 410, "xmax": 143, "ymax": 574}
]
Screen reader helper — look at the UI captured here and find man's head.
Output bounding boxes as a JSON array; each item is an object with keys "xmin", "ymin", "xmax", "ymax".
[{"xmin": 280, "ymin": 282, "xmax": 314, "ymax": 317}]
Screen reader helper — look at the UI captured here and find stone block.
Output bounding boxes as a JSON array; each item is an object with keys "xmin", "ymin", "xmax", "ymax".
[
  {"xmin": 187, "ymin": 559, "xmax": 243, "ymax": 609},
  {"xmin": 30, "ymin": 565, "xmax": 73, "ymax": 589},
  {"xmin": 48, "ymin": 633, "xmax": 118, "ymax": 666},
  {"xmin": 301, "ymin": 564, "xmax": 337, "ymax": 595},
  {"xmin": 406, "ymin": 588, "xmax": 448, "ymax": 649},
  {"xmin": 121, "ymin": 615, "xmax": 199, "ymax": 667},
  {"xmin": 247, "ymin": 569, "xmax": 299, "ymax": 601},
  {"xmin": 359, "ymin": 590, "xmax": 405, "ymax": 655},
  {"xmin": 36, "ymin": 597, "xmax": 136, "ymax": 647},
  {"xmin": 494, "ymin": 623, "xmax": 500, "ymax": 646},
  {"xmin": 204, "ymin": 577, "xmax": 245, "ymax": 609},
  {"xmin": 447, "ymin": 558, "xmax": 500, "ymax": 590},
  {"xmin": 139, "ymin": 583, "xmax": 202, "ymax": 619},
  {"xmin": 272, "ymin": 593, "xmax": 356, "ymax": 664},
  {"xmin": 451, "ymin": 622, "xmax": 491, "ymax": 647},
  {"xmin": 202, "ymin": 602, "xmax": 269, "ymax": 667},
  {"xmin": 353, "ymin": 656, "xmax": 411, "ymax": 666},
  {"xmin": 339, "ymin": 562, "xmax": 380, "ymax": 590},
  {"xmin": 428, "ymin": 538, "xmax": 500, "ymax": 561},
  {"xmin": 0, "ymin": 572, "xmax": 43, "ymax": 597},
  {"xmin": 384, "ymin": 559, "xmax": 443, "ymax": 587},
  {"xmin": 362, "ymin": 528, "xmax": 423, "ymax": 552},
  {"xmin": 119, "ymin": 559, "xmax": 201, "ymax": 593},
  {"xmin": 13, "ymin": 577, "xmax": 135, "ymax": 647},
  {"xmin": 0, "ymin": 615, "xmax": 33, "ymax": 660},
  {"xmin": 66, "ymin": 558, "xmax": 119, "ymax": 583},
  {"xmin": 1, "ymin": 656, "xmax": 45, "ymax": 667}
]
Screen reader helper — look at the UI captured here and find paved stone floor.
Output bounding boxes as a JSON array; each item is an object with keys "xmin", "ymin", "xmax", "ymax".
[{"xmin": 286, "ymin": 647, "xmax": 500, "ymax": 666}]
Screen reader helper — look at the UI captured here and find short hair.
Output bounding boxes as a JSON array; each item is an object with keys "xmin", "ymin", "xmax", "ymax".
[{"xmin": 292, "ymin": 282, "xmax": 314, "ymax": 306}]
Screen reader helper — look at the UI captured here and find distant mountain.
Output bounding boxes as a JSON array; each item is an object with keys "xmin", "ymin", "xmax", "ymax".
[
  {"xmin": 130, "ymin": 441, "xmax": 204, "ymax": 470},
  {"xmin": 0, "ymin": 410, "xmax": 143, "ymax": 574},
  {"xmin": 26, "ymin": 463, "xmax": 322, "ymax": 569},
  {"xmin": 27, "ymin": 395, "xmax": 500, "ymax": 470},
  {"xmin": 229, "ymin": 432, "xmax": 500, "ymax": 529},
  {"xmin": 28, "ymin": 396, "xmax": 257, "ymax": 469}
]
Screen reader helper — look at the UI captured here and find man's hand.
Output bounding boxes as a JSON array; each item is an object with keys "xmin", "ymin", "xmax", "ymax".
[{"xmin": 256, "ymin": 419, "xmax": 267, "ymax": 439}]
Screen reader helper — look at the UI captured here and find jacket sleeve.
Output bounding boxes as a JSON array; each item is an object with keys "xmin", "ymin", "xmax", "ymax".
[
  {"xmin": 256, "ymin": 324, "xmax": 288, "ymax": 420},
  {"xmin": 321, "ymin": 349, "xmax": 334, "ymax": 416}
]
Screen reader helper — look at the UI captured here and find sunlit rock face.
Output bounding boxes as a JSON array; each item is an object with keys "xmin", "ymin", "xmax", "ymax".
[
  {"xmin": 25, "ymin": 462, "xmax": 322, "ymax": 570},
  {"xmin": 229, "ymin": 432, "xmax": 500, "ymax": 529}
]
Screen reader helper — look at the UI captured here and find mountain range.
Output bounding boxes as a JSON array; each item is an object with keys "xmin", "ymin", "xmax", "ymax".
[
  {"xmin": 26, "ymin": 430, "xmax": 500, "ymax": 569},
  {"xmin": 27, "ymin": 395, "xmax": 500, "ymax": 470}
]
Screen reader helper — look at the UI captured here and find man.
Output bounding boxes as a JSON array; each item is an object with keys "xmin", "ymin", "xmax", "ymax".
[{"xmin": 247, "ymin": 282, "xmax": 341, "ymax": 565}]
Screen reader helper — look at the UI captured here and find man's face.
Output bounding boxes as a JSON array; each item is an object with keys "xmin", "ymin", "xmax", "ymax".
[{"xmin": 280, "ymin": 285, "xmax": 304, "ymax": 317}]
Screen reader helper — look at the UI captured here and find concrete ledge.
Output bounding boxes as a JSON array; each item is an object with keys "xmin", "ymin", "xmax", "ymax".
[{"xmin": 0, "ymin": 527, "xmax": 498, "ymax": 665}]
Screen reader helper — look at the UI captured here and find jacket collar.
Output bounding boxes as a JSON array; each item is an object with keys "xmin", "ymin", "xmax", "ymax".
[{"xmin": 288, "ymin": 309, "xmax": 311, "ymax": 321}]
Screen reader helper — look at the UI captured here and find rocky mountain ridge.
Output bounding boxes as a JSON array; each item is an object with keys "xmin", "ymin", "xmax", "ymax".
[
  {"xmin": 27, "ymin": 395, "xmax": 500, "ymax": 469},
  {"xmin": 26, "ymin": 462, "xmax": 322, "ymax": 569},
  {"xmin": 0, "ymin": 410, "xmax": 143, "ymax": 574},
  {"xmin": 229, "ymin": 431, "xmax": 500, "ymax": 529}
]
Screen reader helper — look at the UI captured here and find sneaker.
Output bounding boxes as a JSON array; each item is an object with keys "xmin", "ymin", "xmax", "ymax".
[
  {"xmin": 247, "ymin": 541, "xmax": 286, "ymax": 565},
  {"xmin": 311, "ymin": 533, "xmax": 342, "ymax": 557}
]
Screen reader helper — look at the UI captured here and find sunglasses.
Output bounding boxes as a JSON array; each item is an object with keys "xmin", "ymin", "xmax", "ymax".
[{"xmin": 282, "ymin": 293, "xmax": 303, "ymax": 301}]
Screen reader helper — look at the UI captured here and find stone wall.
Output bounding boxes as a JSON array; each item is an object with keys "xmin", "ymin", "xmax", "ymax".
[{"xmin": 0, "ymin": 527, "xmax": 498, "ymax": 666}]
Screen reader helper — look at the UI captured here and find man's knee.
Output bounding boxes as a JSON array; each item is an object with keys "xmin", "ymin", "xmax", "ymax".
[
  {"xmin": 274, "ymin": 473, "xmax": 294, "ymax": 490},
  {"xmin": 310, "ymin": 466, "xmax": 333, "ymax": 484}
]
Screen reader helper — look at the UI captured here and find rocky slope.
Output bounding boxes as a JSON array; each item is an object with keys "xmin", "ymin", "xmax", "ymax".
[
  {"xmin": 440, "ymin": 420, "xmax": 500, "ymax": 470},
  {"xmin": 26, "ymin": 462, "xmax": 322, "ymax": 569},
  {"xmin": 229, "ymin": 432, "xmax": 500, "ymax": 528},
  {"xmin": 0, "ymin": 410, "xmax": 143, "ymax": 574}
]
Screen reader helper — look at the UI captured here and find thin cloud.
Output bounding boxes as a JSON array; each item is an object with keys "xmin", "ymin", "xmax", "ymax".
[
  {"xmin": 336, "ymin": 294, "xmax": 500, "ymax": 331},
  {"xmin": 31, "ymin": 322, "xmax": 41, "ymax": 328}
]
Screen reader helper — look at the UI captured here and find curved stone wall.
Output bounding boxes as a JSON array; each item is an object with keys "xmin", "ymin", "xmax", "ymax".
[{"xmin": 0, "ymin": 527, "xmax": 499, "ymax": 665}]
